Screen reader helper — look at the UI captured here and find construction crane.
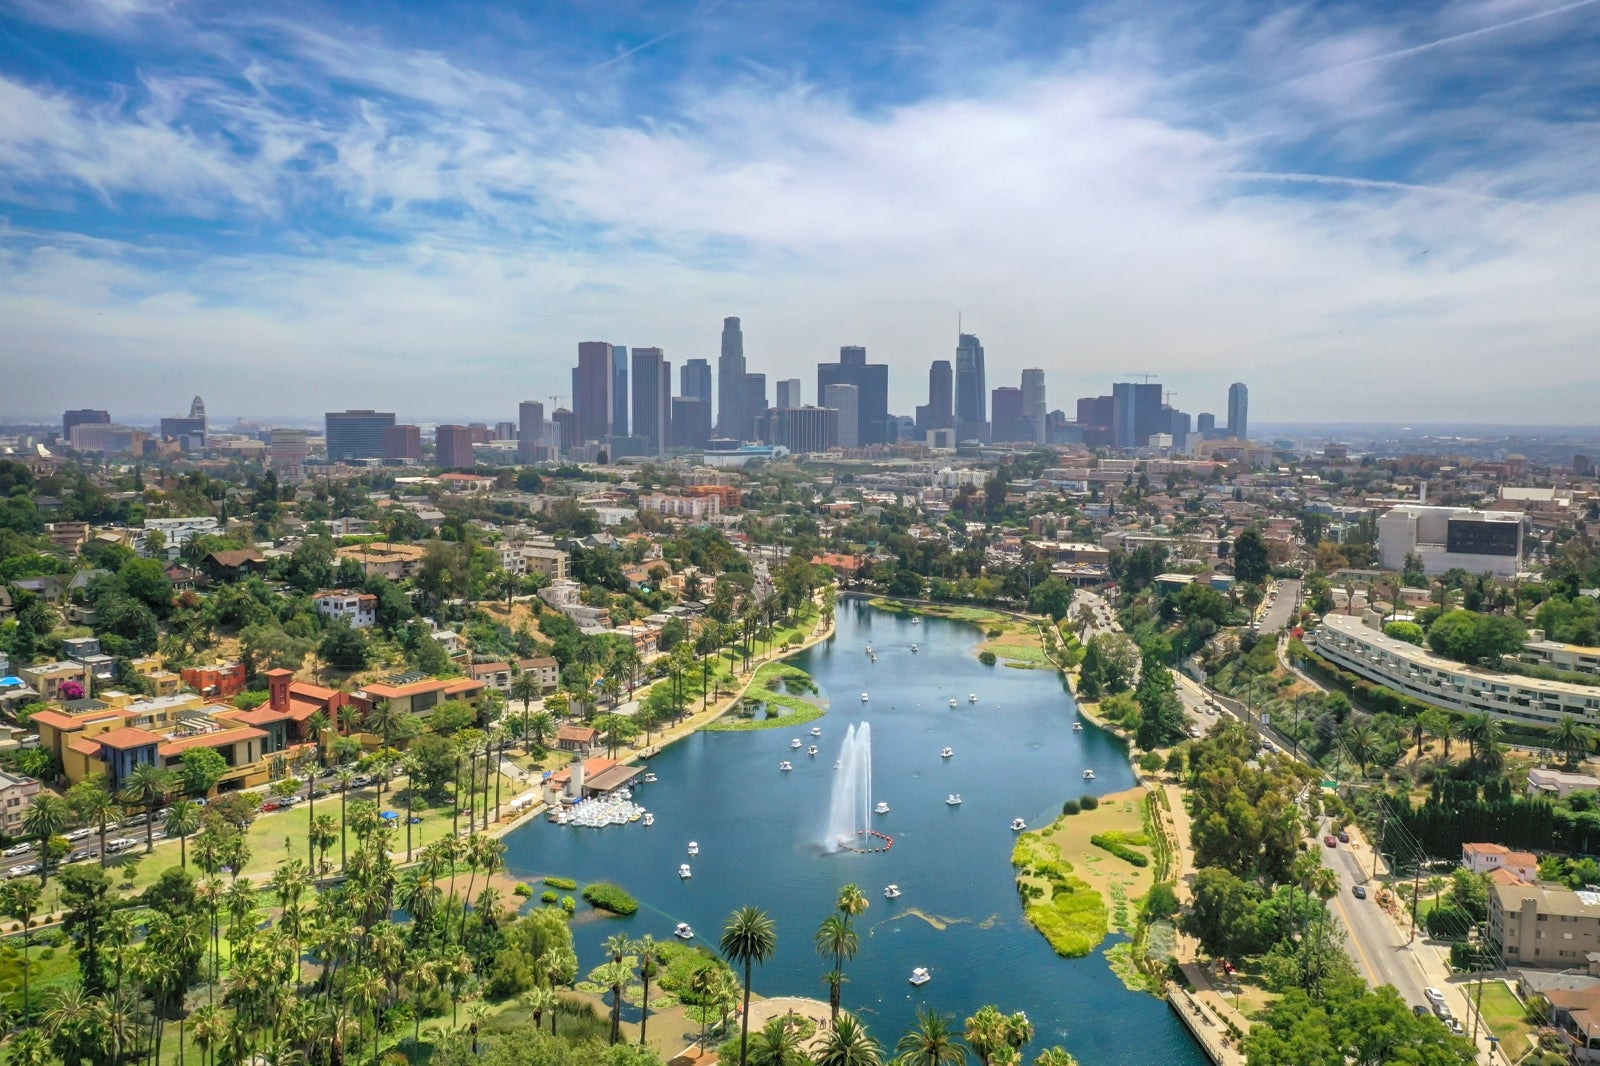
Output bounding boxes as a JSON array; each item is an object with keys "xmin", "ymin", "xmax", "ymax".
[
  {"xmin": 548, "ymin": 394, "xmax": 568, "ymax": 411},
  {"xmin": 1164, "ymin": 389, "xmax": 1178, "ymax": 407},
  {"xmin": 1122, "ymin": 372, "xmax": 1159, "ymax": 384}
]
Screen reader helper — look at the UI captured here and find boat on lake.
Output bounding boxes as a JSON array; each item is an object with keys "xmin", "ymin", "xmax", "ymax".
[
  {"xmin": 969, "ymin": 693, "xmax": 978, "ymax": 702},
  {"xmin": 947, "ymin": 794, "xmax": 962, "ymax": 806},
  {"xmin": 1072, "ymin": 722, "xmax": 1084, "ymax": 732},
  {"xmin": 679, "ymin": 864, "xmax": 692, "ymax": 879},
  {"xmin": 940, "ymin": 747, "xmax": 954, "ymax": 758},
  {"xmin": 810, "ymin": 726, "xmax": 823, "ymax": 736},
  {"xmin": 1083, "ymin": 769, "xmax": 1096, "ymax": 780},
  {"xmin": 644, "ymin": 772, "xmax": 660, "ymax": 782},
  {"xmin": 910, "ymin": 967, "xmax": 931, "ymax": 986},
  {"xmin": 1010, "ymin": 818, "xmax": 1028, "ymax": 831},
  {"xmin": 875, "ymin": 801, "xmax": 890, "ymax": 815},
  {"xmin": 949, "ymin": 698, "xmax": 958, "ymax": 707},
  {"xmin": 808, "ymin": 746, "xmax": 819, "ymax": 757},
  {"xmin": 862, "ymin": 693, "xmax": 870, "ymax": 702},
  {"xmin": 884, "ymin": 884, "xmax": 902, "ymax": 899},
  {"xmin": 643, "ymin": 812, "xmax": 655, "ymax": 826},
  {"xmin": 791, "ymin": 738, "xmax": 803, "ymax": 748},
  {"xmin": 780, "ymin": 761, "xmax": 794, "ymax": 772},
  {"xmin": 687, "ymin": 841, "xmax": 699, "ymax": 856},
  {"xmin": 675, "ymin": 923, "xmax": 694, "ymax": 940}
]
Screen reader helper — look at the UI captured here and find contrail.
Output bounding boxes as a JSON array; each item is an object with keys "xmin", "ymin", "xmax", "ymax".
[
  {"xmin": 1306, "ymin": 0, "xmax": 1600, "ymax": 78},
  {"xmin": 586, "ymin": 0, "xmax": 728, "ymax": 74},
  {"xmin": 1226, "ymin": 171, "xmax": 1527, "ymax": 205}
]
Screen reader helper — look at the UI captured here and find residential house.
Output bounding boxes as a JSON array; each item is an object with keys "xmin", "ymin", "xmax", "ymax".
[
  {"xmin": 518, "ymin": 657, "xmax": 559, "ymax": 692},
  {"xmin": 165, "ymin": 563, "xmax": 202, "ymax": 592},
  {"xmin": 335, "ymin": 542, "xmax": 425, "ymax": 580},
  {"xmin": 263, "ymin": 669, "xmax": 366, "ymax": 741},
  {"xmin": 1489, "ymin": 881, "xmax": 1600, "ymax": 968},
  {"xmin": 1544, "ymin": 985, "xmax": 1600, "ymax": 1062},
  {"xmin": 18, "ymin": 660, "xmax": 90, "ymax": 701},
  {"xmin": 556, "ymin": 725, "xmax": 598, "ymax": 755},
  {"xmin": 468, "ymin": 662, "xmax": 515, "ymax": 693},
  {"xmin": 130, "ymin": 658, "xmax": 184, "ymax": 697},
  {"xmin": 0, "ymin": 769, "xmax": 40, "ymax": 836},
  {"xmin": 1530, "ymin": 768, "xmax": 1600, "ymax": 799},
  {"xmin": 1462, "ymin": 843, "xmax": 1539, "ymax": 883},
  {"xmin": 354, "ymin": 672, "xmax": 486, "ymax": 722},
  {"xmin": 181, "ymin": 661, "xmax": 248, "ymax": 699},
  {"xmin": 205, "ymin": 548, "xmax": 268, "ymax": 579},
  {"xmin": 313, "ymin": 589, "xmax": 378, "ymax": 629}
]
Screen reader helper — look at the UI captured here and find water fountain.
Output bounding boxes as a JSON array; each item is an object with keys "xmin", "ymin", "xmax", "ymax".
[{"xmin": 823, "ymin": 722, "xmax": 892, "ymax": 853}]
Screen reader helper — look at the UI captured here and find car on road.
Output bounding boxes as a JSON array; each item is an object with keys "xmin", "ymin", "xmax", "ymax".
[
  {"xmin": 260, "ymin": 799, "xmax": 287, "ymax": 812},
  {"xmin": 7, "ymin": 863, "xmax": 39, "ymax": 877},
  {"xmin": 1352, "ymin": 884, "xmax": 1367, "ymax": 899},
  {"xmin": 1424, "ymin": 987, "xmax": 1446, "ymax": 1005},
  {"xmin": 1445, "ymin": 1018, "xmax": 1464, "ymax": 1036},
  {"xmin": 1337, "ymin": 831, "xmax": 1350, "ymax": 843},
  {"xmin": 1324, "ymin": 835, "xmax": 1338, "ymax": 847},
  {"xmin": 105, "ymin": 837, "xmax": 138, "ymax": 853},
  {"xmin": 1412, "ymin": 1005, "xmax": 1429, "ymax": 1019},
  {"xmin": 2, "ymin": 843, "xmax": 32, "ymax": 857},
  {"xmin": 351, "ymin": 775, "xmax": 373, "ymax": 788},
  {"xmin": 1434, "ymin": 1002, "xmax": 1453, "ymax": 1021}
]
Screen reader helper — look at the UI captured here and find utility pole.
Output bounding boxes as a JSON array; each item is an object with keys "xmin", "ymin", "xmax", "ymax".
[
  {"xmin": 1471, "ymin": 962, "xmax": 1486, "ymax": 1043},
  {"xmin": 1371, "ymin": 810, "xmax": 1386, "ymax": 880}
]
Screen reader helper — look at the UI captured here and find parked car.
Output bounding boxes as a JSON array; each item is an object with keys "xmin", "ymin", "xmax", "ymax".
[
  {"xmin": 259, "ymin": 799, "xmax": 286, "ymax": 812},
  {"xmin": 2, "ymin": 843, "xmax": 32, "ymax": 858},
  {"xmin": 1434, "ymin": 1002, "xmax": 1453, "ymax": 1021},
  {"xmin": 1324, "ymin": 835, "xmax": 1338, "ymax": 847},
  {"xmin": 63, "ymin": 827, "xmax": 93, "ymax": 842},
  {"xmin": 7, "ymin": 863, "xmax": 40, "ymax": 877},
  {"xmin": 105, "ymin": 838, "xmax": 138, "ymax": 853},
  {"xmin": 1352, "ymin": 884, "xmax": 1367, "ymax": 899},
  {"xmin": 1424, "ymin": 987, "xmax": 1445, "ymax": 1005},
  {"xmin": 1337, "ymin": 830, "xmax": 1350, "ymax": 843},
  {"xmin": 1412, "ymin": 1005, "xmax": 1429, "ymax": 1018},
  {"xmin": 1445, "ymin": 1018, "xmax": 1464, "ymax": 1036}
]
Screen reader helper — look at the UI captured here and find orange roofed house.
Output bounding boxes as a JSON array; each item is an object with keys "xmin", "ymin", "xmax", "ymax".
[{"xmin": 31, "ymin": 691, "xmax": 299, "ymax": 794}]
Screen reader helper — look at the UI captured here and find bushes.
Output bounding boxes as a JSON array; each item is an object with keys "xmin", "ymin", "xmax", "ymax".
[
  {"xmin": 540, "ymin": 891, "xmax": 559, "ymax": 905},
  {"xmin": 1091, "ymin": 832, "xmax": 1151, "ymax": 867},
  {"xmin": 512, "ymin": 882, "xmax": 533, "ymax": 898},
  {"xmin": 543, "ymin": 876, "xmax": 578, "ymax": 890},
  {"xmin": 581, "ymin": 882, "xmax": 638, "ymax": 915},
  {"xmin": 978, "ymin": 650, "xmax": 998, "ymax": 666},
  {"xmin": 1144, "ymin": 882, "xmax": 1180, "ymax": 920},
  {"xmin": 1062, "ymin": 800, "xmax": 1081, "ymax": 816},
  {"xmin": 1080, "ymin": 794, "xmax": 1099, "ymax": 811}
]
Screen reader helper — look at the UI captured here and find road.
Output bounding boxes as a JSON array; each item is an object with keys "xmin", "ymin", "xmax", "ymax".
[{"xmin": 1257, "ymin": 578, "xmax": 1301, "ymax": 635}]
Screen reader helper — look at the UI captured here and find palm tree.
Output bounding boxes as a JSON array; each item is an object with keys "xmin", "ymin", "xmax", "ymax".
[
  {"xmin": 307, "ymin": 709, "xmax": 333, "ymax": 770},
  {"xmin": 510, "ymin": 673, "xmax": 541, "ymax": 741},
  {"xmin": 22, "ymin": 793, "xmax": 70, "ymax": 884},
  {"xmin": 120, "ymin": 762, "xmax": 174, "ymax": 854},
  {"xmin": 895, "ymin": 1008, "xmax": 967, "ymax": 1066},
  {"xmin": 720, "ymin": 906, "xmax": 778, "ymax": 1066},
  {"xmin": 164, "ymin": 799, "xmax": 202, "ymax": 870},
  {"xmin": 526, "ymin": 709, "xmax": 556, "ymax": 750},
  {"xmin": 334, "ymin": 766, "xmax": 355, "ymax": 868},
  {"xmin": 6, "ymin": 1028, "xmax": 51, "ymax": 1066},
  {"xmin": 41, "ymin": 985, "xmax": 111, "ymax": 1066},
  {"xmin": 1552, "ymin": 715, "xmax": 1594, "ymax": 767},
  {"xmin": 0, "ymin": 879, "xmax": 42, "ymax": 1020},
  {"xmin": 309, "ymin": 813, "xmax": 338, "ymax": 876},
  {"xmin": 1463, "ymin": 712, "xmax": 1505, "ymax": 765},
  {"xmin": 813, "ymin": 1014, "xmax": 883, "ymax": 1066},
  {"xmin": 963, "ymin": 1006, "xmax": 1032, "ymax": 1066},
  {"xmin": 747, "ymin": 1015, "xmax": 807, "ymax": 1066},
  {"xmin": 363, "ymin": 701, "xmax": 403, "ymax": 795},
  {"xmin": 814, "ymin": 914, "xmax": 858, "ymax": 1024},
  {"xmin": 636, "ymin": 934, "xmax": 659, "ymax": 1047},
  {"xmin": 1344, "ymin": 724, "xmax": 1376, "ymax": 779},
  {"xmin": 519, "ymin": 985, "xmax": 557, "ymax": 1036},
  {"xmin": 67, "ymin": 779, "xmax": 120, "ymax": 869},
  {"xmin": 190, "ymin": 1003, "xmax": 224, "ymax": 1066},
  {"xmin": 1033, "ymin": 1050, "xmax": 1080, "ymax": 1066}
]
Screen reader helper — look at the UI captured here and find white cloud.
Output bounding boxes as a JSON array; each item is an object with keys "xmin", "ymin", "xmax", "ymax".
[{"xmin": 0, "ymin": 0, "xmax": 1597, "ymax": 423}]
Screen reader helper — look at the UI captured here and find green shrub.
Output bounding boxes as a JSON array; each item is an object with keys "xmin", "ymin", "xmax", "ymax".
[
  {"xmin": 561, "ymin": 896, "xmax": 576, "ymax": 914},
  {"xmin": 513, "ymin": 882, "xmax": 533, "ymax": 898},
  {"xmin": 1144, "ymin": 882, "xmax": 1180, "ymax": 920},
  {"xmin": 540, "ymin": 891, "xmax": 559, "ymax": 905},
  {"xmin": 581, "ymin": 882, "xmax": 639, "ymax": 915},
  {"xmin": 1138, "ymin": 752, "xmax": 1163, "ymax": 772},
  {"xmin": 987, "ymin": 627, "xmax": 1005, "ymax": 638},
  {"xmin": 1091, "ymin": 833, "xmax": 1150, "ymax": 867},
  {"xmin": 544, "ymin": 876, "xmax": 578, "ymax": 890},
  {"xmin": 1080, "ymin": 794, "xmax": 1099, "ymax": 811},
  {"xmin": 1062, "ymin": 800, "xmax": 1081, "ymax": 816},
  {"xmin": 978, "ymin": 650, "xmax": 998, "ymax": 666}
]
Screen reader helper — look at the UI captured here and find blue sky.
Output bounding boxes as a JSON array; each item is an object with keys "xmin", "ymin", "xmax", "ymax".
[{"xmin": 2, "ymin": 0, "xmax": 1598, "ymax": 425}]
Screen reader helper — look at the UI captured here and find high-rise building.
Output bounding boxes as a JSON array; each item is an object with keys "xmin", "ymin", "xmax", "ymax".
[
  {"xmin": 1020, "ymin": 369, "xmax": 1047, "ymax": 444},
  {"xmin": 631, "ymin": 348, "xmax": 672, "ymax": 454},
  {"xmin": 1196, "ymin": 412, "xmax": 1216, "ymax": 435},
  {"xmin": 611, "ymin": 346, "xmax": 630, "ymax": 439},
  {"xmin": 681, "ymin": 358, "xmax": 712, "ymax": 402},
  {"xmin": 1228, "ymin": 382, "xmax": 1249, "ymax": 441},
  {"xmin": 326, "ymin": 409, "xmax": 396, "ymax": 460},
  {"xmin": 1111, "ymin": 383, "xmax": 1163, "ymax": 449},
  {"xmin": 817, "ymin": 345, "xmax": 891, "ymax": 445},
  {"xmin": 382, "ymin": 424, "xmax": 422, "ymax": 463},
  {"xmin": 268, "ymin": 429, "xmax": 309, "ymax": 479},
  {"xmin": 991, "ymin": 386, "xmax": 1028, "ymax": 442},
  {"xmin": 915, "ymin": 359, "xmax": 954, "ymax": 434},
  {"xmin": 494, "ymin": 422, "xmax": 517, "ymax": 441},
  {"xmin": 517, "ymin": 401, "xmax": 545, "ymax": 463},
  {"xmin": 670, "ymin": 397, "xmax": 712, "ymax": 450},
  {"xmin": 775, "ymin": 379, "xmax": 803, "ymax": 409},
  {"xmin": 574, "ymin": 341, "xmax": 613, "ymax": 444},
  {"xmin": 743, "ymin": 373, "xmax": 768, "ymax": 441},
  {"xmin": 551, "ymin": 408, "xmax": 576, "ymax": 452},
  {"xmin": 717, "ymin": 317, "xmax": 746, "ymax": 440},
  {"xmin": 954, "ymin": 333, "xmax": 987, "ymax": 441},
  {"xmin": 824, "ymin": 383, "xmax": 861, "ymax": 448},
  {"xmin": 768, "ymin": 406, "xmax": 838, "ymax": 454},
  {"xmin": 434, "ymin": 425, "xmax": 475, "ymax": 470},
  {"xmin": 62, "ymin": 409, "xmax": 110, "ymax": 442}
]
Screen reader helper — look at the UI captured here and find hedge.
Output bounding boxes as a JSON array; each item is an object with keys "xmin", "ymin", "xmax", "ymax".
[
  {"xmin": 581, "ymin": 882, "xmax": 639, "ymax": 915},
  {"xmin": 543, "ymin": 876, "xmax": 578, "ymax": 890},
  {"xmin": 1091, "ymin": 833, "xmax": 1151, "ymax": 867}
]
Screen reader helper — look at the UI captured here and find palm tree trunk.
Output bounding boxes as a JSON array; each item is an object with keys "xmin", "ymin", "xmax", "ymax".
[
  {"xmin": 740, "ymin": 960, "xmax": 754, "ymax": 1066},
  {"xmin": 640, "ymin": 963, "xmax": 651, "ymax": 1046}
]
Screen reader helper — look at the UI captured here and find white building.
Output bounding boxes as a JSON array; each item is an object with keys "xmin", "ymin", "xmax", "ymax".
[
  {"xmin": 1528, "ymin": 768, "xmax": 1600, "ymax": 800},
  {"xmin": 1462, "ymin": 843, "xmax": 1538, "ymax": 882},
  {"xmin": 1377, "ymin": 505, "xmax": 1523, "ymax": 578},
  {"xmin": 269, "ymin": 429, "xmax": 310, "ymax": 480},
  {"xmin": 638, "ymin": 493, "xmax": 720, "ymax": 519},
  {"xmin": 1521, "ymin": 638, "xmax": 1600, "ymax": 677},
  {"xmin": 313, "ymin": 589, "xmax": 377, "ymax": 628},
  {"xmin": 142, "ymin": 516, "xmax": 222, "ymax": 560},
  {"xmin": 1314, "ymin": 613, "xmax": 1600, "ymax": 728}
]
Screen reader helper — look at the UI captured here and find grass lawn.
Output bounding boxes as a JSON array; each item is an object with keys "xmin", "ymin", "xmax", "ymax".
[
  {"xmin": 704, "ymin": 662, "xmax": 825, "ymax": 731},
  {"xmin": 1476, "ymin": 980, "xmax": 1534, "ymax": 1053}
]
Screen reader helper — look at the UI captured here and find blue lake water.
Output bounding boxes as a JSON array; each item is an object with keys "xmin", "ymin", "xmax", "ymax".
[{"xmin": 501, "ymin": 597, "xmax": 1207, "ymax": 1065}]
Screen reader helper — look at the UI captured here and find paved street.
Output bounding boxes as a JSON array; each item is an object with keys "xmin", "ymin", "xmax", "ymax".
[{"xmin": 1257, "ymin": 578, "xmax": 1301, "ymax": 634}]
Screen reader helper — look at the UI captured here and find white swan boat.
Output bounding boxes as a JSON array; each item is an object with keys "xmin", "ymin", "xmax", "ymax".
[
  {"xmin": 679, "ymin": 864, "xmax": 692, "ymax": 879},
  {"xmin": 810, "ymin": 727, "xmax": 823, "ymax": 736},
  {"xmin": 909, "ymin": 967, "xmax": 931, "ymax": 986},
  {"xmin": 643, "ymin": 812, "xmax": 655, "ymax": 826},
  {"xmin": 1010, "ymin": 818, "xmax": 1028, "ymax": 831},
  {"xmin": 948, "ymin": 698, "xmax": 958, "ymax": 707},
  {"xmin": 968, "ymin": 693, "xmax": 978, "ymax": 702},
  {"xmin": 884, "ymin": 884, "xmax": 902, "ymax": 899},
  {"xmin": 874, "ymin": 801, "xmax": 890, "ymax": 815},
  {"xmin": 687, "ymin": 841, "xmax": 699, "ymax": 856},
  {"xmin": 808, "ymin": 746, "xmax": 819, "ymax": 757},
  {"xmin": 1083, "ymin": 769, "xmax": 1096, "ymax": 780},
  {"xmin": 1072, "ymin": 722, "xmax": 1084, "ymax": 732},
  {"xmin": 940, "ymin": 747, "xmax": 954, "ymax": 758},
  {"xmin": 779, "ymin": 761, "xmax": 794, "ymax": 772},
  {"xmin": 861, "ymin": 693, "xmax": 870, "ymax": 703},
  {"xmin": 675, "ymin": 922, "xmax": 694, "ymax": 940},
  {"xmin": 946, "ymin": 794, "xmax": 962, "ymax": 806},
  {"xmin": 791, "ymin": 738, "xmax": 803, "ymax": 748}
]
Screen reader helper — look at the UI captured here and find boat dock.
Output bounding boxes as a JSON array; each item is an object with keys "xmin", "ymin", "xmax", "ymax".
[{"xmin": 1167, "ymin": 989, "xmax": 1247, "ymax": 1066}]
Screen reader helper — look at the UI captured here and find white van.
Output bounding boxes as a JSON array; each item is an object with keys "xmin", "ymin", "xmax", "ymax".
[{"xmin": 105, "ymin": 837, "xmax": 138, "ymax": 853}]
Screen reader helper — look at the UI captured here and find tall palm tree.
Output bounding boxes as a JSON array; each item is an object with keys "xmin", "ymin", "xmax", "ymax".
[
  {"xmin": 526, "ymin": 709, "xmax": 556, "ymax": 750},
  {"xmin": 363, "ymin": 701, "xmax": 402, "ymax": 794},
  {"xmin": 67, "ymin": 779, "xmax": 120, "ymax": 869},
  {"xmin": 895, "ymin": 1008, "xmax": 967, "ymax": 1066},
  {"xmin": 164, "ymin": 799, "xmax": 202, "ymax": 870},
  {"xmin": 814, "ymin": 914, "xmax": 858, "ymax": 1024},
  {"xmin": 813, "ymin": 1014, "xmax": 883, "ymax": 1066},
  {"xmin": 22, "ymin": 793, "xmax": 70, "ymax": 884},
  {"xmin": 1343, "ymin": 724, "xmax": 1376, "ymax": 779},
  {"xmin": 1033, "ymin": 1050, "xmax": 1080, "ymax": 1066},
  {"xmin": 509, "ymin": 674, "xmax": 541, "ymax": 743},
  {"xmin": 307, "ymin": 709, "xmax": 333, "ymax": 770},
  {"xmin": 120, "ymin": 762, "xmax": 174, "ymax": 854},
  {"xmin": 190, "ymin": 1004, "xmax": 224, "ymax": 1066},
  {"xmin": 637, "ymin": 934, "xmax": 659, "ymax": 1047},
  {"xmin": 720, "ymin": 906, "xmax": 778, "ymax": 1066},
  {"xmin": 334, "ymin": 766, "xmax": 355, "ymax": 868},
  {"xmin": 1553, "ymin": 715, "xmax": 1594, "ymax": 767},
  {"xmin": 747, "ymin": 1015, "xmax": 807, "ymax": 1066},
  {"xmin": 0, "ymin": 879, "xmax": 42, "ymax": 1020},
  {"xmin": 963, "ymin": 1006, "xmax": 1032, "ymax": 1066}
]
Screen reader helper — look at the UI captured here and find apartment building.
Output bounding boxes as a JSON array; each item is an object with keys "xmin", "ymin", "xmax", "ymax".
[
  {"xmin": 181, "ymin": 661, "xmax": 248, "ymax": 699},
  {"xmin": 355, "ymin": 671, "xmax": 486, "ymax": 720},
  {"xmin": 638, "ymin": 493, "xmax": 721, "ymax": 519},
  {"xmin": 1315, "ymin": 613, "xmax": 1600, "ymax": 728},
  {"xmin": 336, "ymin": 542, "xmax": 425, "ymax": 580},
  {"xmin": 1490, "ymin": 882, "xmax": 1600, "ymax": 968},
  {"xmin": 0, "ymin": 769, "xmax": 41, "ymax": 836},
  {"xmin": 314, "ymin": 589, "xmax": 378, "ymax": 628},
  {"xmin": 18, "ymin": 660, "xmax": 90, "ymax": 701},
  {"xmin": 1522, "ymin": 638, "xmax": 1600, "ymax": 677}
]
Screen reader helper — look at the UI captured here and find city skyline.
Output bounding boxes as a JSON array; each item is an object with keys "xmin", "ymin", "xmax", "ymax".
[{"xmin": 2, "ymin": 1, "xmax": 1598, "ymax": 423}]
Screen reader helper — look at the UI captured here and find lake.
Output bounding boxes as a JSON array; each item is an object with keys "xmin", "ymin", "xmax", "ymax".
[{"xmin": 501, "ymin": 597, "xmax": 1207, "ymax": 1065}]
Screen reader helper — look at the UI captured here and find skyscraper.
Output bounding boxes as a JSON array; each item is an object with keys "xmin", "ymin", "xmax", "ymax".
[
  {"xmin": 671, "ymin": 397, "xmax": 712, "ymax": 450},
  {"xmin": 517, "ymin": 401, "xmax": 545, "ymax": 463},
  {"xmin": 915, "ymin": 360, "xmax": 954, "ymax": 434},
  {"xmin": 1111, "ymin": 383, "xmax": 1163, "ymax": 449},
  {"xmin": 268, "ymin": 429, "xmax": 309, "ymax": 479},
  {"xmin": 1020, "ymin": 368, "xmax": 1047, "ymax": 444},
  {"xmin": 326, "ymin": 409, "xmax": 396, "ymax": 460},
  {"xmin": 768, "ymin": 406, "xmax": 838, "ymax": 454},
  {"xmin": 1228, "ymin": 383, "xmax": 1249, "ymax": 441},
  {"xmin": 574, "ymin": 341, "xmax": 613, "ymax": 444},
  {"xmin": 1196, "ymin": 412, "xmax": 1216, "ymax": 436},
  {"xmin": 62, "ymin": 409, "xmax": 110, "ymax": 441},
  {"xmin": 955, "ymin": 333, "xmax": 987, "ymax": 441},
  {"xmin": 681, "ymin": 358, "xmax": 712, "ymax": 402},
  {"xmin": 612, "ymin": 346, "xmax": 630, "ymax": 439},
  {"xmin": 434, "ymin": 425, "xmax": 474, "ymax": 470},
  {"xmin": 991, "ymin": 386, "xmax": 1027, "ymax": 442},
  {"xmin": 743, "ymin": 373, "xmax": 768, "ymax": 441},
  {"xmin": 717, "ymin": 317, "xmax": 746, "ymax": 440},
  {"xmin": 383, "ymin": 424, "xmax": 422, "ymax": 463},
  {"xmin": 775, "ymin": 379, "xmax": 803, "ymax": 409},
  {"xmin": 817, "ymin": 346, "xmax": 891, "ymax": 445},
  {"xmin": 631, "ymin": 348, "xmax": 672, "ymax": 454},
  {"xmin": 824, "ymin": 383, "xmax": 860, "ymax": 448}
]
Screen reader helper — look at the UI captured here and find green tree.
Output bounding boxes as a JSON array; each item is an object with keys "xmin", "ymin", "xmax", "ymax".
[
  {"xmin": 163, "ymin": 799, "xmax": 203, "ymax": 870},
  {"xmin": 1383, "ymin": 621, "xmax": 1425, "ymax": 646},
  {"xmin": 1028, "ymin": 577, "xmax": 1075, "ymax": 622},
  {"xmin": 814, "ymin": 914, "xmax": 859, "ymax": 1025},
  {"xmin": 66, "ymin": 779, "xmax": 120, "ymax": 870},
  {"xmin": 814, "ymin": 1013, "xmax": 883, "ymax": 1066},
  {"xmin": 1134, "ymin": 654, "xmax": 1185, "ymax": 749},
  {"xmin": 720, "ymin": 906, "xmax": 778, "ymax": 1066},
  {"xmin": 1182, "ymin": 866, "xmax": 1265, "ymax": 958},
  {"xmin": 21, "ymin": 793, "xmax": 70, "ymax": 885},
  {"xmin": 0, "ymin": 879, "xmax": 42, "ymax": 1019},
  {"xmin": 59, "ymin": 864, "xmax": 115, "ymax": 995},
  {"xmin": 895, "ymin": 1008, "xmax": 968, "ymax": 1066},
  {"xmin": 318, "ymin": 620, "xmax": 370, "ymax": 670},
  {"xmin": 120, "ymin": 556, "xmax": 175, "ymax": 615},
  {"xmin": 120, "ymin": 762, "xmax": 175, "ymax": 854},
  {"xmin": 1233, "ymin": 527, "xmax": 1271, "ymax": 586},
  {"xmin": 180, "ymin": 748, "xmax": 229, "ymax": 796}
]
